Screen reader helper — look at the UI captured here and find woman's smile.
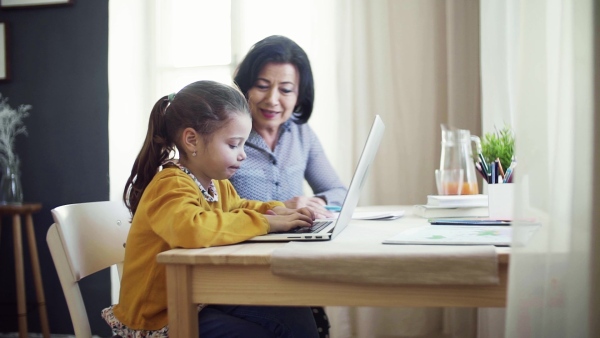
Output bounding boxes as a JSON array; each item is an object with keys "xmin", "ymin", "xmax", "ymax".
[{"xmin": 260, "ymin": 108, "xmax": 280, "ymax": 119}]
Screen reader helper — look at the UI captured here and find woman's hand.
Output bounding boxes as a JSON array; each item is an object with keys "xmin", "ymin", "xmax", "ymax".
[
  {"xmin": 264, "ymin": 206, "xmax": 315, "ymax": 233},
  {"xmin": 284, "ymin": 196, "xmax": 334, "ymax": 219}
]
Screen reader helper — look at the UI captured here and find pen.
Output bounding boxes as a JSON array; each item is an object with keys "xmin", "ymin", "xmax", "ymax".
[
  {"xmin": 478, "ymin": 153, "xmax": 489, "ymax": 175},
  {"xmin": 504, "ymin": 167, "xmax": 515, "ymax": 183},
  {"xmin": 503, "ymin": 157, "xmax": 517, "ymax": 183},
  {"xmin": 475, "ymin": 162, "xmax": 487, "ymax": 180},
  {"xmin": 496, "ymin": 161, "xmax": 501, "ymax": 183},
  {"xmin": 490, "ymin": 160, "xmax": 497, "ymax": 184},
  {"xmin": 471, "ymin": 136, "xmax": 489, "ymax": 175},
  {"xmin": 505, "ymin": 171, "xmax": 512, "ymax": 183},
  {"xmin": 324, "ymin": 205, "xmax": 342, "ymax": 212},
  {"xmin": 496, "ymin": 158, "xmax": 505, "ymax": 178}
]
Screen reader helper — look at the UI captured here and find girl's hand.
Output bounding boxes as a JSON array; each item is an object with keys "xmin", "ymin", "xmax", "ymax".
[
  {"xmin": 264, "ymin": 206, "xmax": 315, "ymax": 233},
  {"xmin": 284, "ymin": 196, "xmax": 334, "ymax": 219}
]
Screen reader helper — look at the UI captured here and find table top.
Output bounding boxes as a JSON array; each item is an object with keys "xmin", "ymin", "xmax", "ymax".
[{"xmin": 157, "ymin": 205, "xmax": 510, "ymax": 266}]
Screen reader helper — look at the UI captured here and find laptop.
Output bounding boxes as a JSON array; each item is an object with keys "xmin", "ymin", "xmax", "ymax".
[{"xmin": 246, "ymin": 115, "xmax": 385, "ymax": 242}]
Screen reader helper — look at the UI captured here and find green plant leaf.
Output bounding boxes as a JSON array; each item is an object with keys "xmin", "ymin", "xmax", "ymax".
[{"xmin": 480, "ymin": 126, "xmax": 514, "ymax": 171}]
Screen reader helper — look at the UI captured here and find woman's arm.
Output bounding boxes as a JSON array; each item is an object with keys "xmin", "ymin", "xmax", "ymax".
[{"xmin": 303, "ymin": 125, "xmax": 348, "ymax": 205}]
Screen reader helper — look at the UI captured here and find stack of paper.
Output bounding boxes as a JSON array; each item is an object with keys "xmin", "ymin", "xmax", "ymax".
[
  {"xmin": 352, "ymin": 210, "xmax": 404, "ymax": 220},
  {"xmin": 327, "ymin": 210, "xmax": 405, "ymax": 220},
  {"xmin": 413, "ymin": 194, "xmax": 488, "ymax": 218},
  {"xmin": 426, "ymin": 194, "xmax": 488, "ymax": 207}
]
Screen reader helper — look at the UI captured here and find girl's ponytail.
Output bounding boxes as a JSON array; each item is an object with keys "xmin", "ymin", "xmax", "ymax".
[{"xmin": 123, "ymin": 96, "xmax": 174, "ymax": 215}]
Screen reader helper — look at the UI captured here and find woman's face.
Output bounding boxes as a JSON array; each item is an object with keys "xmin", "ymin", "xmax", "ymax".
[{"xmin": 247, "ymin": 62, "xmax": 299, "ymax": 131}]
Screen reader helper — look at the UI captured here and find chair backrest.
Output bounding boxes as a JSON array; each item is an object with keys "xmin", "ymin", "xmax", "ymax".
[{"xmin": 47, "ymin": 201, "xmax": 131, "ymax": 338}]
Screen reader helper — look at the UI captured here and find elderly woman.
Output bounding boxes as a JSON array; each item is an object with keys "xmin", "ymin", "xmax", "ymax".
[
  {"xmin": 230, "ymin": 35, "xmax": 347, "ymax": 338},
  {"xmin": 231, "ymin": 35, "xmax": 346, "ymax": 218}
]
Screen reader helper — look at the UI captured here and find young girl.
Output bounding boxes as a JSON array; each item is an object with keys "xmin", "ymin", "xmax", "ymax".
[{"xmin": 102, "ymin": 80, "xmax": 319, "ymax": 337}]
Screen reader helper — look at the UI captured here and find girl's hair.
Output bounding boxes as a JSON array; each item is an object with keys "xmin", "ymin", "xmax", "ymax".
[
  {"xmin": 233, "ymin": 35, "xmax": 314, "ymax": 124},
  {"xmin": 124, "ymin": 80, "xmax": 249, "ymax": 215}
]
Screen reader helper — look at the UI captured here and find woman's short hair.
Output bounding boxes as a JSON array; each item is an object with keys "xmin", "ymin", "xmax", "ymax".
[{"xmin": 234, "ymin": 35, "xmax": 314, "ymax": 124}]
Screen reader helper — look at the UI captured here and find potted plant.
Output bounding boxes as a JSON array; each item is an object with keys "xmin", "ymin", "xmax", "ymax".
[
  {"xmin": 478, "ymin": 126, "xmax": 515, "ymax": 183},
  {"xmin": 481, "ymin": 126, "xmax": 514, "ymax": 170}
]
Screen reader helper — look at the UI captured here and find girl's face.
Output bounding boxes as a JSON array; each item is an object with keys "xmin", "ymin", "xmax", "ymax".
[
  {"xmin": 191, "ymin": 113, "xmax": 252, "ymax": 187},
  {"xmin": 247, "ymin": 62, "xmax": 300, "ymax": 132}
]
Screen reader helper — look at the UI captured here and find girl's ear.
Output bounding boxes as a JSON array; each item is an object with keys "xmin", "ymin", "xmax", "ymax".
[{"xmin": 181, "ymin": 127, "xmax": 198, "ymax": 154}]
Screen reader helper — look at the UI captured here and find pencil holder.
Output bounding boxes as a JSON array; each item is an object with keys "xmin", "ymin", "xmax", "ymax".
[{"xmin": 487, "ymin": 183, "xmax": 515, "ymax": 220}]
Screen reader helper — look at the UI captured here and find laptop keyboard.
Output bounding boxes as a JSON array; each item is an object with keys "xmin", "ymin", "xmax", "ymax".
[{"xmin": 292, "ymin": 220, "xmax": 333, "ymax": 233}]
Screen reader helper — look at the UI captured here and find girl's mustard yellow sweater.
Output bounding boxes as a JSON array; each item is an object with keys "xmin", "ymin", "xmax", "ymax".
[{"xmin": 112, "ymin": 168, "xmax": 283, "ymax": 330}]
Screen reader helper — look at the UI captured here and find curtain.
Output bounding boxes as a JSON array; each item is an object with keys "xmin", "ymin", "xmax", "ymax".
[
  {"xmin": 327, "ymin": 1, "xmax": 481, "ymax": 337},
  {"xmin": 108, "ymin": 0, "xmax": 157, "ymax": 204},
  {"xmin": 332, "ymin": 0, "xmax": 481, "ymax": 208},
  {"xmin": 505, "ymin": 0, "xmax": 596, "ymax": 336},
  {"xmin": 480, "ymin": 0, "xmax": 597, "ymax": 337}
]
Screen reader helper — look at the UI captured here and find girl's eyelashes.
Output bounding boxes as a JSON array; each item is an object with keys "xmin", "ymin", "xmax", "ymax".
[{"xmin": 229, "ymin": 141, "xmax": 246, "ymax": 149}]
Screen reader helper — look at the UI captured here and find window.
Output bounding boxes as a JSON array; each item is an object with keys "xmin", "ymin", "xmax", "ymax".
[{"xmin": 156, "ymin": 0, "xmax": 234, "ymax": 93}]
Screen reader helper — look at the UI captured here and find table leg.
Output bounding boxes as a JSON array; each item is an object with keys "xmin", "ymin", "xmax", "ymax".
[
  {"xmin": 165, "ymin": 264, "xmax": 198, "ymax": 338},
  {"xmin": 25, "ymin": 213, "xmax": 51, "ymax": 338},
  {"xmin": 12, "ymin": 214, "xmax": 28, "ymax": 338}
]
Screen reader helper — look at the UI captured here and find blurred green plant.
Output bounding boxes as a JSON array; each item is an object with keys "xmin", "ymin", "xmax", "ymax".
[{"xmin": 481, "ymin": 126, "xmax": 514, "ymax": 172}]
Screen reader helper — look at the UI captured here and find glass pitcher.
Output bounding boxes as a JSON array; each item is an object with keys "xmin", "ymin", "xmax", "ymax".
[{"xmin": 438, "ymin": 126, "xmax": 480, "ymax": 195}]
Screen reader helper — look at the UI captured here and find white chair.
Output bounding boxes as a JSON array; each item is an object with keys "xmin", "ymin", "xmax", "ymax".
[{"xmin": 47, "ymin": 201, "xmax": 131, "ymax": 338}]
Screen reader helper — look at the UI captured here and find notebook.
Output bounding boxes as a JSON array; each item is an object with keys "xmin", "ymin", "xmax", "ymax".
[
  {"xmin": 246, "ymin": 115, "xmax": 385, "ymax": 242},
  {"xmin": 382, "ymin": 222, "xmax": 540, "ymax": 247}
]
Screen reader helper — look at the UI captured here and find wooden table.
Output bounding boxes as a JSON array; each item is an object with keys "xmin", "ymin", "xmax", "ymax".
[
  {"xmin": 157, "ymin": 206, "xmax": 509, "ymax": 337},
  {"xmin": 0, "ymin": 203, "xmax": 50, "ymax": 338}
]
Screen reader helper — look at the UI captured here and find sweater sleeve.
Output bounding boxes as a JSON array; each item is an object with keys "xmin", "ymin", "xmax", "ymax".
[
  {"xmin": 141, "ymin": 171, "xmax": 272, "ymax": 248},
  {"xmin": 219, "ymin": 179, "xmax": 285, "ymax": 213}
]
